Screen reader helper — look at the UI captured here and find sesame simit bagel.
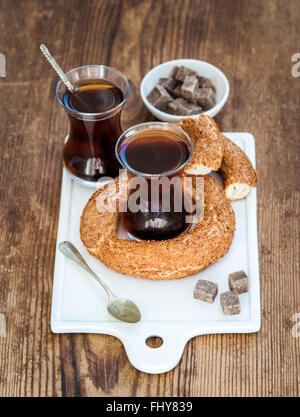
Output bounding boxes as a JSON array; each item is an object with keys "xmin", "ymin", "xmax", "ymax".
[
  {"xmin": 219, "ymin": 134, "xmax": 257, "ymax": 200},
  {"xmin": 180, "ymin": 115, "xmax": 256, "ymax": 200}
]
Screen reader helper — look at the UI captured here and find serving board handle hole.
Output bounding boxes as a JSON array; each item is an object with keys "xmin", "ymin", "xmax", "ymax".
[
  {"xmin": 122, "ymin": 331, "xmax": 187, "ymax": 374},
  {"xmin": 145, "ymin": 336, "xmax": 164, "ymax": 348}
]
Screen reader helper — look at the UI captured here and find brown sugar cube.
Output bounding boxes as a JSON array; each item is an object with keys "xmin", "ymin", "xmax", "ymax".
[
  {"xmin": 197, "ymin": 75, "xmax": 207, "ymax": 86},
  {"xmin": 220, "ymin": 291, "xmax": 241, "ymax": 315},
  {"xmin": 167, "ymin": 101, "xmax": 178, "ymax": 114},
  {"xmin": 179, "ymin": 101, "xmax": 202, "ymax": 115},
  {"xmin": 147, "ymin": 84, "xmax": 172, "ymax": 110},
  {"xmin": 158, "ymin": 77, "xmax": 178, "ymax": 95},
  {"xmin": 169, "ymin": 65, "xmax": 179, "ymax": 79},
  {"xmin": 202, "ymin": 78, "xmax": 216, "ymax": 91},
  {"xmin": 194, "ymin": 279, "xmax": 218, "ymax": 303},
  {"xmin": 228, "ymin": 270, "xmax": 248, "ymax": 294},
  {"xmin": 172, "ymin": 83, "xmax": 183, "ymax": 98},
  {"xmin": 195, "ymin": 87, "xmax": 216, "ymax": 109},
  {"xmin": 167, "ymin": 98, "xmax": 188, "ymax": 115},
  {"xmin": 174, "ymin": 65, "xmax": 198, "ymax": 82},
  {"xmin": 158, "ymin": 77, "xmax": 167, "ymax": 86},
  {"xmin": 168, "ymin": 98, "xmax": 202, "ymax": 116},
  {"xmin": 181, "ymin": 75, "xmax": 199, "ymax": 100},
  {"xmin": 167, "ymin": 99, "xmax": 181, "ymax": 114}
]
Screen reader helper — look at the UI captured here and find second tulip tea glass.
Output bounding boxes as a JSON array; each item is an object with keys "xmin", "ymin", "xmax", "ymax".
[{"xmin": 116, "ymin": 122, "xmax": 193, "ymax": 241}]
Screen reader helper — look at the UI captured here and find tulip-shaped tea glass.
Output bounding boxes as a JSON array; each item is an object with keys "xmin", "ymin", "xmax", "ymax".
[
  {"xmin": 56, "ymin": 65, "xmax": 129, "ymax": 186},
  {"xmin": 116, "ymin": 122, "xmax": 193, "ymax": 241}
]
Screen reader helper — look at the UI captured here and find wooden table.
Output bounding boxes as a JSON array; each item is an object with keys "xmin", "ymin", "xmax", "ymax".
[{"xmin": 0, "ymin": 0, "xmax": 299, "ymax": 397}]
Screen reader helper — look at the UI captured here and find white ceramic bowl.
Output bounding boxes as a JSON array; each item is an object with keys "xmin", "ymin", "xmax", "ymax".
[{"xmin": 140, "ymin": 59, "xmax": 230, "ymax": 122}]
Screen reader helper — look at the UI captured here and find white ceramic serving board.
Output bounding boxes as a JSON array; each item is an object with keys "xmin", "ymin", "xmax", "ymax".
[{"xmin": 51, "ymin": 132, "xmax": 260, "ymax": 374}]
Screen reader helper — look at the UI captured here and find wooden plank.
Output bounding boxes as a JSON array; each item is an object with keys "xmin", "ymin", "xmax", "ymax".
[{"xmin": 0, "ymin": 0, "xmax": 299, "ymax": 396}]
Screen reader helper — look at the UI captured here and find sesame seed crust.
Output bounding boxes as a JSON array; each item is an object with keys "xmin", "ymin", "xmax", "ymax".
[
  {"xmin": 219, "ymin": 134, "xmax": 257, "ymax": 200},
  {"xmin": 180, "ymin": 115, "xmax": 223, "ymax": 174}
]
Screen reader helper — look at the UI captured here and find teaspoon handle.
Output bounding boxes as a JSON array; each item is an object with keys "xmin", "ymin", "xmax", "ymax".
[
  {"xmin": 59, "ymin": 241, "xmax": 112, "ymax": 298},
  {"xmin": 40, "ymin": 44, "xmax": 75, "ymax": 94}
]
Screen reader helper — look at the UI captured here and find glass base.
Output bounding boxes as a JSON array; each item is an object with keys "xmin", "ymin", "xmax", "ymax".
[
  {"xmin": 63, "ymin": 166, "xmax": 113, "ymax": 188},
  {"xmin": 117, "ymin": 219, "xmax": 140, "ymax": 241},
  {"xmin": 119, "ymin": 213, "xmax": 195, "ymax": 242},
  {"xmin": 63, "ymin": 135, "xmax": 117, "ymax": 188}
]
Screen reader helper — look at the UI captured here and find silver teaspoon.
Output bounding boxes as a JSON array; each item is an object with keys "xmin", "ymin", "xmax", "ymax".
[{"xmin": 59, "ymin": 241, "xmax": 141, "ymax": 323}]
